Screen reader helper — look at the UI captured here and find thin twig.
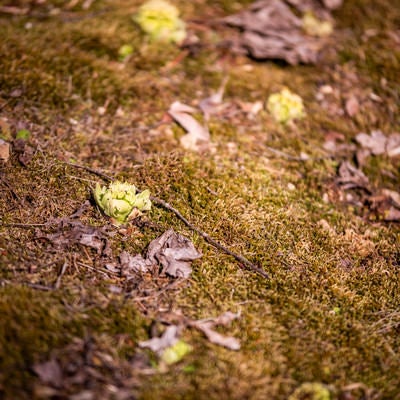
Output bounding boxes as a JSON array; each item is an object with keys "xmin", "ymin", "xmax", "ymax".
[
  {"xmin": 0, "ymin": 6, "xmax": 29, "ymax": 15},
  {"xmin": 151, "ymin": 196, "xmax": 269, "ymax": 279},
  {"xmin": 54, "ymin": 261, "xmax": 68, "ymax": 289},
  {"xmin": 64, "ymin": 161, "xmax": 114, "ymax": 181},
  {"xmin": 265, "ymin": 146, "xmax": 308, "ymax": 161},
  {"xmin": 24, "ymin": 282, "xmax": 54, "ymax": 291},
  {"xmin": 3, "ymin": 223, "xmax": 47, "ymax": 228}
]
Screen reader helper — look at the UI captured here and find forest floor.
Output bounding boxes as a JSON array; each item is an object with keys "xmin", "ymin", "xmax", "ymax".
[{"xmin": 0, "ymin": 0, "xmax": 399, "ymax": 399}]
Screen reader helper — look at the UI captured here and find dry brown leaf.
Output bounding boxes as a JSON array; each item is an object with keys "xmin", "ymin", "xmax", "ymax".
[
  {"xmin": 189, "ymin": 311, "xmax": 241, "ymax": 351},
  {"xmin": 119, "ymin": 251, "xmax": 151, "ymax": 275},
  {"xmin": 368, "ymin": 189, "xmax": 400, "ymax": 222},
  {"xmin": 355, "ymin": 131, "xmax": 400, "ymax": 158},
  {"xmin": 222, "ymin": 0, "xmax": 338, "ymax": 64},
  {"xmin": 33, "ymin": 359, "xmax": 63, "ymax": 388},
  {"xmin": 336, "ymin": 161, "xmax": 370, "ymax": 191},
  {"xmin": 199, "ymin": 77, "xmax": 228, "ymax": 120},
  {"xmin": 37, "ymin": 220, "xmax": 112, "ymax": 257},
  {"xmin": 147, "ymin": 229, "xmax": 202, "ymax": 278},
  {"xmin": 345, "ymin": 96, "xmax": 360, "ymax": 117},
  {"xmin": 386, "ymin": 133, "xmax": 400, "ymax": 157},
  {"xmin": 355, "ymin": 130, "xmax": 387, "ymax": 155},
  {"xmin": 0, "ymin": 139, "xmax": 10, "ymax": 162},
  {"xmin": 139, "ymin": 325, "xmax": 179, "ymax": 353},
  {"xmin": 168, "ymin": 101, "xmax": 210, "ymax": 152},
  {"xmin": 12, "ymin": 138, "xmax": 35, "ymax": 166}
]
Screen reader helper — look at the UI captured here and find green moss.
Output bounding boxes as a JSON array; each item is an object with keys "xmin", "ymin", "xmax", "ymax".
[
  {"xmin": 0, "ymin": 285, "xmax": 148, "ymax": 397},
  {"xmin": 0, "ymin": 0, "xmax": 399, "ymax": 398}
]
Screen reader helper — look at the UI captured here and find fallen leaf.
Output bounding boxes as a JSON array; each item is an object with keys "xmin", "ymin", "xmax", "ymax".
[
  {"xmin": 146, "ymin": 229, "xmax": 202, "ymax": 278},
  {"xmin": 119, "ymin": 251, "xmax": 151, "ymax": 275},
  {"xmin": 345, "ymin": 96, "xmax": 359, "ymax": 117},
  {"xmin": 368, "ymin": 189, "xmax": 400, "ymax": 222},
  {"xmin": 383, "ymin": 206, "xmax": 400, "ymax": 222},
  {"xmin": 196, "ymin": 324, "xmax": 240, "ymax": 350},
  {"xmin": 199, "ymin": 77, "xmax": 228, "ymax": 120},
  {"xmin": 33, "ymin": 359, "xmax": 63, "ymax": 388},
  {"xmin": 355, "ymin": 130, "xmax": 387, "ymax": 155},
  {"xmin": 222, "ymin": 0, "xmax": 338, "ymax": 64},
  {"xmin": 13, "ymin": 138, "xmax": 35, "ymax": 166},
  {"xmin": 0, "ymin": 139, "xmax": 10, "ymax": 162},
  {"xmin": 386, "ymin": 133, "xmax": 400, "ymax": 157},
  {"xmin": 168, "ymin": 101, "xmax": 210, "ymax": 151},
  {"xmin": 336, "ymin": 161, "xmax": 370, "ymax": 191},
  {"xmin": 139, "ymin": 325, "xmax": 179, "ymax": 353},
  {"xmin": 37, "ymin": 220, "xmax": 112, "ymax": 257},
  {"xmin": 190, "ymin": 311, "xmax": 241, "ymax": 351},
  {"xmin": 381, "ymin": 189, "xmax": 400, "ymax": 208}
]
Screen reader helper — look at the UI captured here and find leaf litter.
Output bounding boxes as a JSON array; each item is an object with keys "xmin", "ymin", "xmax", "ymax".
[
  {"xmin": 168, "ymin": 101, "xmax": 210, "ymax": 152},
  {"xmin": 33, "ymin": 336, "xmax": 147, "ymax": 400},
  {"xmin": 222, "ymin": 0, "xmax": 342, "ymax": 64},
  {"xmin": 140, "ymin": 310, "xmax": 241, "ymax": 366}
]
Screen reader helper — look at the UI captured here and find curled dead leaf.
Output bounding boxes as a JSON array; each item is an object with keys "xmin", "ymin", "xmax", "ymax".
[
  {"xmin": 168, "ymin": 101, "xmax": 210, "ymax": 152},
  {"xmin": 336, "ymin": 161, "xmax": 370, "ymax": 191},
  {"xmin": 0, "ymin": 139, "xmax": 10, "ymax": 162},
  {"xmin": 147, "ymin": 228, "xmax": 202, "ymax": 278},
  {"xmin": 222, "ymin": 0, "xmax": 339, "ymax": 64},
  {"xmin": 189, "ymin": 311, "xmax": 241, "ymax": 351}
]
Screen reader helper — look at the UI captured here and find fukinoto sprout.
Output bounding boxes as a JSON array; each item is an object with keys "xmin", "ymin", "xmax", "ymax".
[
  {"xmin": 267, "ymin": 88, "xmax": 305, "ymax": 124},
  {"xmin": 133, "ymin": 0, "xmax": 186, "ymax": 44},
  {"xmin": 93, "ymin": 181, "xmax": 151, "ymax": 225}
]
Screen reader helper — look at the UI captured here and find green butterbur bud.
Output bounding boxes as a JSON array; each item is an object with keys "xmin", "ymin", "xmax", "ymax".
[
  {"xmin": 267, "ymin": 88, "xmax": 305, "ymax": 124},
  {"xmin": 133, "ymin": 0, "xmax": 186, "ymax": 44},
  {"xmin": 16, "ymin": 129, "xmax": 31, "ymax": 140},
  {"xmin": 93, "ymin": 181, "xmax": 151, "ymax": 225},
  {"xmin": 118, "ymin": 44, "xmax": 134, "ymax": 61},
  {"xmin": 161, "ymin": 340, "xmax": 192, "ymax": 365},
  {"xmin": 302, "ymin": 12, "xmax": 333, "ymax": 37},
  {"xmin": 288, "ymin": 382, "xmax": 331, "ymax": 400}
]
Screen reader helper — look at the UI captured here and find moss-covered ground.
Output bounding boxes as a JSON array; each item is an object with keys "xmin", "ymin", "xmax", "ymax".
[{"xmin": 0, "ymin": 0, "xmax": 399, "ymax": 399}]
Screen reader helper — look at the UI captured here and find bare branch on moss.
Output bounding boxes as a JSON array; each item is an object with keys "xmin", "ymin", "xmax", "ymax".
[{"xmin": 64, "ymin": 161, "xmax": 114, "ymax": 181}]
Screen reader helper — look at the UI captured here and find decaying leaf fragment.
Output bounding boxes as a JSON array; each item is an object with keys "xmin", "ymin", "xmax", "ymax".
[
  {"xmin": 139, "ymin": 325, "xmax": 192, "ymax": 365},
  {"xmin": 139, "ymin": 325, "xmax": 180, "ymax": 353},
  {"xmin": 189, "ymin": 311, "xmax": 241, "ymax": 350},
  {"xmin": 33, "ymin": 359, "xmax": 63, "ymax": 388},
  {"xmin": 0, "ymin": 139, "xmax": 10, "ymax": 162},
  {"xmin": 368, "ymin": 189, "xmax": 400, "ymax": 222},
  {"xmin": 355, "ymin": 130, "xmax": 400, "ymax": 157},
  {"xmin": 13, "ymin": 138, "xmax": 35, "ymax": 166},
  {"xmin": 147, "ymin": 228, "xmax": 202, "ymax": 278},
  {"xmin": 168, "ymin": 101, "xmax": 210, "ymax": 151},
  {"xmin": 222, "ymin": 0, "xmax": 340, "ymax": 64},
  {"xmin": 115, "ymin": 229, "xmax": 201, "ymax": 279},
  {"xmin": 119, "ymin": 251, "xmax": 151, "ymax": 274},
  {"xmin": 199, "ymin": 77, "xmax": 229, "ymax": 120},
  {"xmin": 37, "ymin": 220, "xmax": 112, "ymax": 257},
  {"xmin": 336, "ymin": 161, "xmax": 370, "ymax": 191}
]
